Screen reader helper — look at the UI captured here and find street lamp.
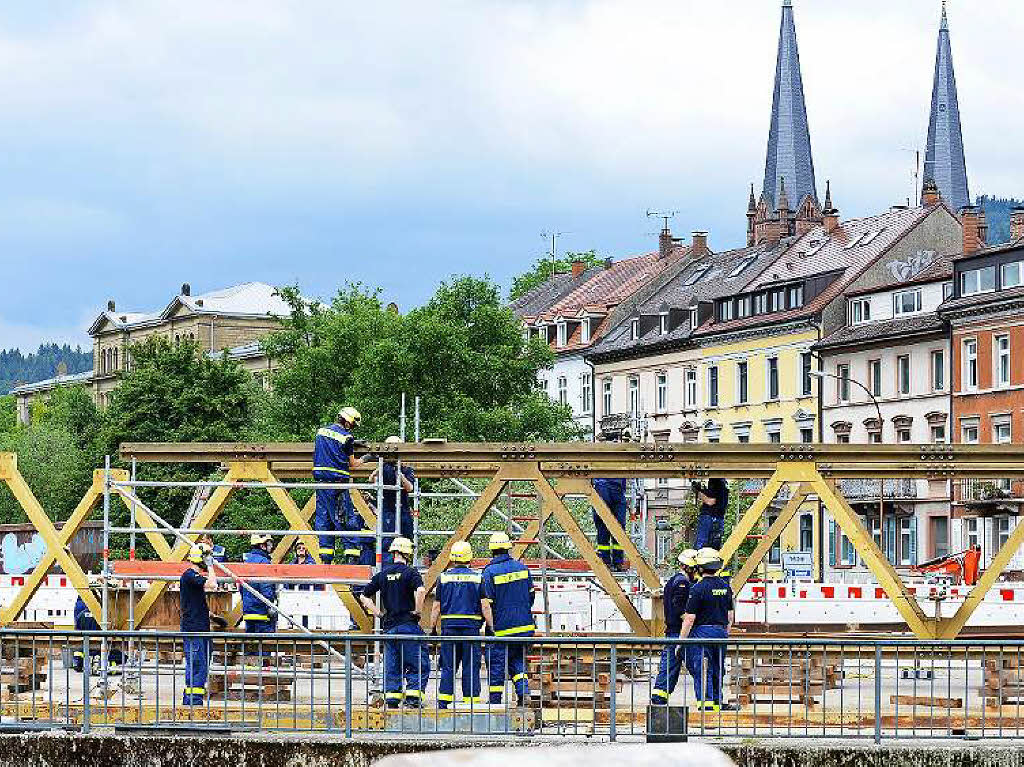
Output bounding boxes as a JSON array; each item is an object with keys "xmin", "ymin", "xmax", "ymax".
[{"xmin": 809, "ymin": 370, "xmax": 886, "ymax": 560}]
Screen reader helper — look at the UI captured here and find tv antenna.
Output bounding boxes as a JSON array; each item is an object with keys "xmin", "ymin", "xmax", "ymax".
[
  {"xmin": 900, "ymin": 148, "xmax": 921, "ymax": 205},
  {"xmin": 646, "ymin": 209, "xmax": 678, "ymax": 233},
  {"xmin": 540, "ymin": 230, "xmax": 568, "ymax": 278}
]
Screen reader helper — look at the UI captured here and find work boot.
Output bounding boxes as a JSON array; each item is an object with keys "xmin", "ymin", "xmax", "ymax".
[{"xmin": 404, "ymin": 696, "xmax": 424, "ymax": 709}]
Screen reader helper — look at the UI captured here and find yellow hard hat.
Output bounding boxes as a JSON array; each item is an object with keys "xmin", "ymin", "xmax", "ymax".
[
  {"xmin": 678, "ymin": 548, "xmax": 699, "ymax": 568},
  {"xmin": 250, "ymin": 533, "xmax": 272, "ymax": 546},
  {"xmin": 489, "ymin": 531, "xmax": 512, "ymax": 551},
  {"xmin": 695, "ymin": 547, "xmax": 724, "ymax": 572},
  {"xmin": 338, "ymin": 406, "xmax": 362, "ymax": 427},
  {"xmin": 450, "ymin": 541, "xmax": 473, "ymax": 563},
  {"xmin": 187, "ymin": 543, "xmax": 212, "ymax": 564},
  {"xmin": 390, "ymin": 537, "xmax": 413, "ymax": 556}
]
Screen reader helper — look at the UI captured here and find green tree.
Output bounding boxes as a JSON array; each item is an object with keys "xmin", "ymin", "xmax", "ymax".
[
  {"xmin": 509, "ymin": 249, "xmax": 605, "ymax": 302},
  {"xmin": 0, "ymin": 395, "xmax": 15, "ymax": 435}
]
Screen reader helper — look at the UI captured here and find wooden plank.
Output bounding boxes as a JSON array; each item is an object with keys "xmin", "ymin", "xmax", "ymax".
[
  {"xmin": 890, "ymin": 694, "xmax": 963, "ymax": 709},
  {"xmin": 112, "ymin": 560, "xmax": 372, "ymax": 581}
]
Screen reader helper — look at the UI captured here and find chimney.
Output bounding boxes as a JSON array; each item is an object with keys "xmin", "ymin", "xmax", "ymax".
[
  {"xmin": 691, "ymin": 231, "xmax": 709, "ymax": 258},
  {"xmin": 961, "ymin": 206, "xmax": 984, "ymax": 255},
  {"xmin": 571, "ymin": 259, "xmax": 586, "ymax": 278},
  {"xmin": 181, "ymin": 283, "xmax": 191, "ymax": 296},
  {"xmin": 822, "ymin": 180, "xmax": 840, "ymax": 234},
  {"xmin": 921, "ymin": 178, "xmax": 941, "ymax": 207},
  {"xmin": 604, "ymin": 258, "xmax": 614, "ymax": 269},
  {"xmin": 107, "ymin": 300, "xmax": 116, "ymax": 312},
  {"xmin": 1011, "ymin": 206, "xmax": 1024, "ymax": 240}
]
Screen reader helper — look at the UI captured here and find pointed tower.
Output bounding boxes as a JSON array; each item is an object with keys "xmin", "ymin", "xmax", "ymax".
[
  {"xmin": 762, "ymin": 0, "xmax": 818, "ymax": 212},
  {"xmin": 923, "ymin": 1, "xmax": 970, "ymax": 211}
]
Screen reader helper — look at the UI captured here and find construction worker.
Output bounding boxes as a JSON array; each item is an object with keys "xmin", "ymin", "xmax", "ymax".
[
  {"xmin": 359, "ymin": 537, "xmax": 430, "ymax": 708},
  {"xmin": 242, "ymin": 533, "xmax": 278, "ymax": 636},
  {"xmin": 680, "ymin": 547, "xmax": 734, "ymax": 712},
  {"xmin": 312, "ymin": 406, "xmax": 369, "ymax": 564},
  {"xmin": 199, "ymin": 533, "xmax": 227, "ymax": 563},
  {"xmin": 481, "ymin": 531, "xmax": 535, "ymax": 706},
  {"xmin": 290, "ymin": 541, "xmax": 323, "ymax": 591},
  {"xmin": 372, "ymin": 436, "xmax": 416, "ymax": 562},
  {"xmin": 429, "ymin": 541, "xmax": 483, "ymax": 709},
  {"xmin": 71, "ymin": 579, "xmax": 124, "ymax": 675},
  {"xmin": 691, "ymin": 478, "xmax": 729, "ymax": 550},
  {"xmin": 181, "ymin": 542, "xmax": 216, "ymax": 706},
  {"xmin": 651, "ymin": 548, "xmax": 698, "ymax": 704},
  {"xmin": 592, "ymin": 430, "xmax": 631, "ymax": 571}
]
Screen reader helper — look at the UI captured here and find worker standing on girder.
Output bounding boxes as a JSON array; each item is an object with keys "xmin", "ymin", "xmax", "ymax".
[
  {"xmin": 359, "ymin": 537, "xmax": 430, "ymax": 708},
  {"xmin": 691, "ymin": 478, "xmax": 729, "ymax": 550},
  {"xmin": 181, "ymin": 542, "xmax": 217, "ymax": 706},
  {"xmin": 592, "ymin": 429, "xmax": 632, "ymax": 572},
  {"xmin": 680, "ymin": 547, "xmax": 734, "ymax": 712},
  {"xmin": 429, "ymin": 540, "xmax": 484, "ymax": 708},
  {"xmin": 242, "ymin": 533, "xmax": 278, "ymax": 649},
  {"xmin": 651, "ymin": 548, "xmax": 698, "ymax": 705},
  {"xmin": 372, "ymin": 435, "xmax": 416, "ymax": 562},
  {"xmin": 312, "ymin": 406, "xmax": 369, "ymax": 564},
  {"xmin": 481, "ymin": 531, "xmax": 536, "ymax": 707}
]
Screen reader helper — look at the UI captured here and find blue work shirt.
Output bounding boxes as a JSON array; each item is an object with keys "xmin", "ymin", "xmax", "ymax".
[
  {"xmin": 593, "ymin": 478, "xmax": 628, "ymax": 496},
  {"xmin": 436, "ymin": 565, "xmax": 483, "ymax": 631},
  {"xmin": 289, "ymin": 552, "xmax": 322, "ymax": 591},
  {"xmin": 698, "ymin": 479, "xmax": 729, "ymax": 518},
  {"xmin": 663, "ymin": 572, "xmax": 692, "ymax": 634},
  {"xmin": 313, "ymin": 424, "xmax": 354, "ymax": 479},
  {"xmin": 362, "ymin": 562, "xmax": 424, "ymax": 631},
  {"xmin": 685, "ymin": 575, "xmax": 733, "ymax": 629},
  {"xmin": 481, "ymin": 553, "xmax": 535, "ymax": 636},
  {"xmin": 382, "ymin": 463, "xmax": 415, "ymax": 535},
  {"xmin": 74, "ymin": 596, "xmax": 99, "ymax": 632},
  {"xmin": 241, "ymin": 547, "xmax": 277, "ymax": 618},
  {"xmin": 180, "ymin": 568, "xmax": 210, "ymax": 632}
]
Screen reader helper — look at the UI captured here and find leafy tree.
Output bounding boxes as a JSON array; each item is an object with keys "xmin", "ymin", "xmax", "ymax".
[
  {"xmin": 33, "ymin": 385, "xmax": 103, "ymax": 457},
  {"xmin": 0, "ymin": 343, "xmax": 92, "ymax": 394},
  {"xmin": 509, "ymin": 249, "xmax": 605, "ymax": 302},
  {"xmin": 0, "ymin": 395, "xmax": 15, "ymax": 435}
]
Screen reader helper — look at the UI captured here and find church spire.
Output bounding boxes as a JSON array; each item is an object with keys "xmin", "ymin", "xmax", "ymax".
[
  {"xmin": 762, "ymin": 0, "xmax": 817, "ymax": 211},
  {"xmin": 923, "ymin": 0, "xmax": 969, "ymax": 210}
]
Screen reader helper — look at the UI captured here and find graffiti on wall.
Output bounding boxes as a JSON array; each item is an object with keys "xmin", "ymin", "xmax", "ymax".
[
  {"xmin": 886, "ymin": 250, "xmax": 938, "ymax": 282},
  {"xmin": 1, "ymin": 533, "xmax": 46, "ymax": 575}
]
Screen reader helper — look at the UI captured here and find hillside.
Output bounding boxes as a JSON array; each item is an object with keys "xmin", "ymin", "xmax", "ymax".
[{"xmin": 0, "ymin": 344, "xmax": 93, "ymax": 394}]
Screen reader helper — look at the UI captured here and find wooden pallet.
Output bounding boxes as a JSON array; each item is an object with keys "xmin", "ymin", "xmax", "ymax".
[
  {"xmin": 208, "ymin": 670, "xmax": 294, "ymax": 702},
  {"xmin": 731, "ymin": 656, "xmax": 839, "ymax": 707},
  {"xmin": 983, "ymin": 657, "xmax": 1024, "ymax": 707}
]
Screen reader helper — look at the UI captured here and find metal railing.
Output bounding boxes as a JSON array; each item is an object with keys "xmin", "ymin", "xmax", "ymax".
[{"xmin": 5, "ymin": 629, "xmax": 1024, "ymax": 742}]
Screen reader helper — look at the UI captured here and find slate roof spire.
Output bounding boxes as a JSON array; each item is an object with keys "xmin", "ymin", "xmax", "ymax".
[
  {"xmin": 762, "ymin": 0, "xmax": 817, "ymax": 211},
  {"xmin": 922, "ymin": 1, "xmax": 970, "ymax": 211}
]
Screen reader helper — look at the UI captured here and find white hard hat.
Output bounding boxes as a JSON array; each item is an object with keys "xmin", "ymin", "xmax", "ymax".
[{"xmin": 250, "ymin": 533, "xmax": 272, "ymax": 546}]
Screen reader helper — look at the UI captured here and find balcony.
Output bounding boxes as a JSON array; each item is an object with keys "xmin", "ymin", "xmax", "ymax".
[{"xmin": 838, "ymin": 478, "xmax": 917, "ymax": 501}]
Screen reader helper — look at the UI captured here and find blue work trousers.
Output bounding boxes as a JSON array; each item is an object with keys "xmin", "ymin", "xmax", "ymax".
[
  {"xmin": 383, "ymin": 622, "xmax": 431, "ymax": 706},
  {"xmin": 685, "ymin": 625, "xmax": 728, "ymax": 707},
  {"xmin": 693, "ymin": 513, "xmax": 724, "ymax": 550},
  {"xmin": 651, "ymin": 631, "xmax": 683, "ymax": 703},
  {"xmin": 183, "ymin": 637, "xmax": 211, "ymax": 706},
  {"xmin": 486, "ymin": 635, "xmax": 531, "ymax": 704},
  {"xmin": 594, "ymin": 486, "xmax": 628, "ymax": 567},
  {"xmin": 341, "ymin": 492, "xmax": 375, "ymax": 564},
  {"xmin": 314, "ymin": 486, "xmax": 343, "ymax": 563},
  {"xmin": 438, "ymin": 625, "xmax": 483, "ymax": 706}
]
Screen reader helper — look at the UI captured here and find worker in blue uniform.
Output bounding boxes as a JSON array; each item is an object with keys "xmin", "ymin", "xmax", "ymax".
[
  {"xmin": 592, "ymin": 430, "xmax": 632, "ymax": 571},
  {"xmin": 312, "ymin": 406, "xmax": 370, "ymax": 564},
  {"xmin": 680, "ymin": 547, "xmax": 734, "ymax": 712},
  {"xmin": 242, "ymin": 534, "xmax": 278, "ymax": 661},
  {"xmin": 373, "ymin": 436, "xmax": 416, "ymax": 562},
  {"xmin": 360, "ymin": 536, "xmax": 430, "ymax": 708},
  {"xmin": 481, "ymin": 531, "xmax": 535, "ymax": 707},
  {"xmin": 199, "ymin": 534, "xmax": 226, "ymax": 563},
  {"xmin": 651, "ymin": 548, "xmax": 698, "ymax": 704},
  {"xmin": 71, "ymin": 582, "xmax": 124, "ymax": 675},
  {"xmin": 180, "ymin": 543, "xmax": 216, "ymax": 706},
  {"xmin": 289, "ymin": 541, "xmax": 323, "ymax": 591},
  {"xmin": 692, "ymin": 478, "xmax": 729, "ymax": 550},
  {"xmin": 429, "ymin": 540, "xmax": 483, "ymax": 708}
]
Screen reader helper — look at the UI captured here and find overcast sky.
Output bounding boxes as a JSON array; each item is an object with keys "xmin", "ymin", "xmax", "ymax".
[{"xmin": 0, "ymin": 0, "xmax": 1019, "ymax": 352}]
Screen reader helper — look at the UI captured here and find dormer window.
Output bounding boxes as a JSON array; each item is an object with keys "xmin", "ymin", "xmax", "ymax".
[
  {"xmin": 630, "ymin": 319, "xmax": 639, "ymax": 340},
  {"xmin": 580, "ymin": 318, "xmax": 591, "ymax": 344},
  {"xmin": 557, "ymin": 322, "xmax": 567, "ymax": 347},
  {"xmin": 659, "ymin": 313, "xmax": 668, "ymax": 335},
  {"xmin": 850, "ymin": 298, "xmax": 871, "ymax": 325},
  {"xmin": 892, "ymin": 289, "xmax": 922, "ymax": 316},
  {"xmin": 689, "ymin": 307, "xmax": 699, "ymax": 327},
  {"xmin": 787, "ymin": 284, "xmax": 804, "ymax": 308}
]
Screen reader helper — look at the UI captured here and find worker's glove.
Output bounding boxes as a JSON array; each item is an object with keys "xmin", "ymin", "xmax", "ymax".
[
  {"xmin": 267, "ymin": 607, "xmax": 278, "ymax": 621},
  {"xmin": 210, "ymin": 614, "xmax": 228, "ymax": 629}
]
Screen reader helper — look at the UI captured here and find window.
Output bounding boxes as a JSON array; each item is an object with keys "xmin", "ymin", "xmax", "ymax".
[
  {"xmin": 787, "ymin": 284, "xmax": 804, "ymax": 308},
  {"xmin": 688, "ymin": 307, "xmax": 698, "ymax": 327},
  {"xmin": 684, "ymin": 266, "xmax": 710, "ymax": 286},
  {"xmin": 931, "ymin": 424, "xmax": 946, "ymax": 443},
  {"xmin": 800, "ymin": 427, "xmax": 814, "ymax": 443},
  {"xmin": 736, "ymin": 361, "xmax": 749, "ymax": 404},
  {"xmin": 580, "ymin": 319, "xmax": 591, "ymax": 344},
  {"xmin": 868, "ymin": 359, "xmax": 882, "ymax": 397},
  {"xmin": 893, "ymin": 289, "xmax": 922, "ymax": 316},
  {"xmin": 931, "ymin": 516, "xmax": 950, "ymax": 559},
  {"xmin": 602, "ymin": 379, "xmax": 612, "ymax": 415},
  {"xmin": 964, "ymin": 518, "xmax": 980, "ymax": 551},
  {"xmin": 869, "ymin": 430, "xmax": 883, "ymax": 444},
  {"xmin": 850, "ymin": 299, "xmax": 871, "ymax": 324},
  {"xmin": 962, "ymin": 421, "xmax": 980, "ymax": 444},
  {"xmin": 799, "ymin": 514, "xmax": 813, "ymax": 552},
  {"xmin": 931, "ymin": 350, "xmax": 945, "ymax": 391},
  {"xmin": 800, "ymin": 352, "xmax": 813, "ymax": 396},
  {"xmin": 113, "ymin": 348, "xmax": 118, "ymax": 370},
  {"xmin": 770, "ymin": 288, "xmax": 785, "ymax": 312},
  {"xmin": 656, "ymin": 373, "xmax": 667, "ymax": 412},
  {"xmin": 768, "ymin": 513, "xmax": 781, "ymax": 564},
  {"xmin": 684, "ymin": 368, "xmax": 697, "ymax": 408},
  {"xmin": 766, "ymin": 356, "xmax": 779, "ymax": 400},
  {"xmin": 897, "ymin": 355, "xmax": 911, "ymax": 395},
  {"xmin": 737, "ymin": 434, "xmax": 750, "ymax": 444},
  {"xmin": 994, "ymin": 418, "xmax": 1012, "ymax": 444},
  {"xmin": 899, "ymin": 518, "xmax": 916, "ymax": 566},
  {"xmin": 837, "ymin": 434, "xmax": 851, "ymax": 444},
  {"xmin": 1002, "ymin": 261, "xmax": 1024, "ymax": 289},
  {"xmin": 581, "ymin": 373, "xmax": 592, "ymax": 414},
  {"xmin": 629, "ymin": 377, "xmax": 639, "ymax": 414},
  {"xmin": 963, "ymin": 339, "xmax": 978, "ymax": 390},
  {"xmin": 659, "ymin": 313, "xmax": 668, "ymax": 335},
  {"xmin": 556, "ymin": 323, "xmax": 567, "ymax": 347},
  {"xmin": 897, "ymin": 428, "xmax": 912, "ymax": 443},
  {"xmin": 719, "ymin": 301, "xmax": 734, "ymax": 322},
  {"xmin": 961, "ymin": 266, "xmax": 996, "ymax": 296},
  {"xmin": 998, "ymin": 516, "xmax": 1013, "ymax": 553},
  {"xmin": 630, "ymin": 319, "xmax": 639, "ymax": 340},
  {"xmin": 708, "ymin": 366, "xmax": 719, "ymax": 407},
  {"xmin": 540, "ymin": 378, "xmax": 549, "ymax": 393},
  {"xmin": 767, "ymin": 430, "xmax": 782, "ymax": 444},
  {"xmin": 753, "ymin": 293, "xmax": 766, "ymax": 314},
  {"xmin": 996, "ymin": 335, "xmax": 1011, "ymax": 387},
  {"xmin": 737, "ymin": 296, "xmax": 752, "ymax": 319},
  {"xmin": 729, "ymin": 256, "xmax": 757, "ymax": 278},
  {"xmin": 557, "ymin": 376, "xmax": 567, "ymax": 404},
  {"xmin": 836, "ymin": 363, "xmax": 850, "ymax": 403}
]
